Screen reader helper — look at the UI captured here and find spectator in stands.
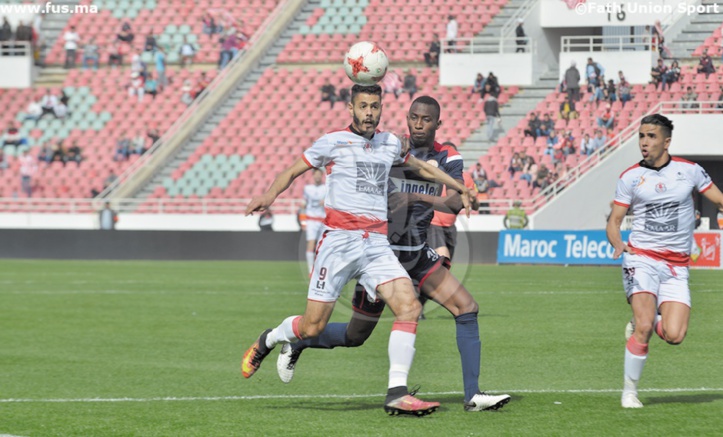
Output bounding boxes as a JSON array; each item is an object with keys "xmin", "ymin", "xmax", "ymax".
[
  {"xmin": 117, "ymin": 21, "xmax": 134, "ymax": 44},
  {"xmin": 579, "ymin": 132, "xmax": 594, "ymax": 156},
  {"xmin": 446, "ymin": 15, "xmax": 458, "ymax": 53},
  {"xmin": 99, "ymin": 202, "xmax": 118, "ymax": 230},
  {"xmin": 471, "ymin": 162, "xmax": 486, "ymax": 182},
  {"xmin": 697, "ymin": 50, "xmax": 715, "ymax": 78},
  {"xmin": 154, "ymin": 47, "xmax": 167, "ymax": 91},
  {"xmin": 179, "ymin": 36, "xmax": 197, "ymax": 69},
  {"xmin": 681, "ymin": 86, "xmax": 699, "ymax": 109},
  {"xmin": 0, "ymin": 17, "xmax": 12, "ymax": 42},
  {"xmin": 144, "ymin": 30, "xmax": 158, "ymax": 52},
  {"xmin": 485, "ymin": 72, "xmax": 501, "ymax": 96},
  {"xmin": 128, "ymin": 71, "xmax": 145, "ymax": 103},
  {"xmin": 219, "ymin": 32, "xmax": 238, "ymax": 69},
  {"xmin": 15, "ymin": 21, "xmax": 32, "ymax": 42},
  {"xmin": 107, "ymin": 40, "xmax": 124, "ymax": 68},
  {"xmin": 65, "ymin": 140, "xmax": 82, "ymax": 166},
  {"xmin": 483, "ymin": 94, "xmax": 501, "ymax": 141},
  {"xmin": 589, "ymin": 78, "xmax": 604, "ymax": 106},
  {"xmin": 533, "ymin": 164, "xmax": 550, "ymax": 191},
  {"xmin": 519, "ymin": 152, "xmax": 535, "ymax": 186},
  {"xmin": 597, "ymin": 103, "xmax": 615, "ymax": 129},
  {"xmin": 23, "ymin": 100, "xmax": 42, "ymax": 122},
  {"xmin": 424, "ymin": 34, "xmax": 440, "ymax": 67},
  {"xmin": 103, "ymin": 170, "xmax": 118, "ymax": 190},
  {"xmin": 591, "ymin": 129, "xmax": 607, "ymax": 153},
  {"xmin": 37, "ymin": 141, "xmax": 51, "ymax": 163},
  {"xmin": 471, "ymin": 73, "xmax": 484, "ymax": 95},
  {"xmin": 508, "ymin": 152, "xmax": 522, "ymax": 179},
  {"xmin": 515, "ymin": 18, "xmax": 526, "ymax": 53},
  {"xmin": 603, "ymin": 79, "xmax": 617, "ymax": 102},
  {"xmin": 144, "ymin": 72, "xmax": 158, "ymax": 100},
  {"xmin": 1, "ymin": 121, "xmax": 27, "ymax": 152},
  {"xmin": 19, "ymin": 149, "xmax": 37, "ymax": 197},
  {"xmin": 202, "ymin": 12, "xmax": 220, "ymax": 38},
  {"xmin": 53, "ymin": 98, "xmax": 68, "ymax": 119},
  {"xmin": 63, "ymin": 25, "xmax": 80, "ymax": 69},
  {"xmin": 650, "ymin": 58, "xmax": 667, "ymax": 89},
  {"xmin": 114, "ymin": 132, "xmax": 131, "ymax": 161},
  {"xmin": 564, "ymin": 60, "xmax": 581, "ymax": 102},
  {"xmin": 546, "ymin": 129, "xmax": 562, "ymax": 152},
  {"xmin": 194, "ymin": 71, "xmax": 209, "ymax": 98},
  {"xmin": 181, "ymin": 79, "xmax": 194, "ymax": 105},
  {"xmin": 131, "ymin": 130, "xmax": 146, "ymax": 155},
  {"xmin": 551, "ymin": 141, "xmax": 564, "ymax": 165},
  {"xmin": 617, "ymin": 72, "xmax": 632, "ymax": 106},
  {"xmin": 48, "ymin": 139, "xmax": 66, "ymax": 166},
  {"xmin": 559, "ymin": 97, "xmax": 578, "ymax": 121},
  {"xmin": 338, "ymin": 87, "xmax": 350, "ymax": 104},
  {"xmin": 130, "ymin": 48, "xmax": 143, "ymax": 75},
  {"xmin": 147, "ymin": 126, "xmax": 160, "ymax": 145},
  {"xmin": 382, "ymin": 70, "xmax": 403, "ymax": 99},
  {"xmin": 662, "ymin": 60, "xmax": 681, "ymax": 91},
  {"xmin": 38, "ymin": 89, "xmax": 59, "ymax": 121},
  {"xmin": 403, "ymin": 69, "xmax": 418, "ymax": 100},
  {"xmin": 523, "ymin": 112, "xmax": 540, "ymax": 139},
  {"xmin": 320, "ymin": 78, "xmax": 337, "ymax": 109},
  {"xmin": 717, "ymin": 85, "xmax": 723, "ymax": 109},
  {"xmin": 538, "ymin": 113, "xmax": 553, "ymax": 137},
  {"xmin": 561, "ymin": 131, "xmax": 576, "ymax": 155},
  {"xmin": 259, "ymin": 209, "xmax": 274, "ymax": 231},
  {"xmin": 585, "ymin": 57, "xmax": 605, "ymax": 92},
  {"xmin": 82, "ymin": 37, "xmax": 99, "ymax": 70}
]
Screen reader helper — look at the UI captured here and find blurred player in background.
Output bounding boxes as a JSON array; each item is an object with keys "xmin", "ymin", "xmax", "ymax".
[
  {"xmin": 276, "ymin": 96, "xmax": 510, "ymax": 412},
  {"xmin": 606, "ymin": 114, "xmax": 723, "ymax": 408},
  {"xmin": 242, "ymin": 85, "xmax": 473, "ymax": 416},
  {"xmin": 302, "ymin": 168, "xmax": 326, "ymax": 274}
]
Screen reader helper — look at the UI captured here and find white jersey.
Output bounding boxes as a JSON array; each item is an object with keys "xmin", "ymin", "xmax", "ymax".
[
  {"xmin": 614, "ymin": 157, "xmax": 713, "ymax": 264},
  {"xmin": 303, "ymin": 183, "xmax": 326, "ymax": 220},
  {"xmin": 302, "ymin": 127, "xmax": 409, "ymax": 234}
]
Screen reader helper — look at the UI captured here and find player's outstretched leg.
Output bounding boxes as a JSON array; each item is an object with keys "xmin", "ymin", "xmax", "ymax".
[{"xmin": 241, "ymin": 329, "xmax": 273, "ymax": 378}]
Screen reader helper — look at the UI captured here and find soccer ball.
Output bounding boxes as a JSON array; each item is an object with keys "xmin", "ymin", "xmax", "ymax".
[{"xmin": 343, "ymin": 41, "xmax": 389, "ymax": 86}]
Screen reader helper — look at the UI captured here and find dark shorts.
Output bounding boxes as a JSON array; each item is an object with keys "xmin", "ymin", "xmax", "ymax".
[
  {"xmin": 352, "ymin": 244, "xmax": 450, "ymax": 317},
  {"xmin": 427, "ymin": 224, "xmax": 457, "ymax": 260}
]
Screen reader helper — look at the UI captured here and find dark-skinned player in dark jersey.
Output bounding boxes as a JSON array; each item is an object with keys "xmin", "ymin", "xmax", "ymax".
[{"xmin": 276, "ymin": 96, "xmax": 511, "ymax": 413}]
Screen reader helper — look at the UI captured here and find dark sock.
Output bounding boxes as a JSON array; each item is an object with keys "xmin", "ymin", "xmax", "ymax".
[
  {"xmin": 455, "ymin": 312, "xmax": 481, "ymax": 402},
  {"xmin": 385, "ymin": 385, "xmax": 408, "ymax": 403},
  {"xmin": 291, "ymin": 322, "xmax": 349, "ymax": 352}
]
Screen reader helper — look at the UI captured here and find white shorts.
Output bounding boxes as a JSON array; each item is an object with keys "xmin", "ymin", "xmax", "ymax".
[
  {"xmin": 305, "ymin": 219, "xmax": 324, "ymax": 242},
  {"xmin": 308, "ymin": 230, "xmax": 410, "ymax": 303},
  {"xmin": 621, "ymin": 253, "xmax": 691, "ymax": 308}
]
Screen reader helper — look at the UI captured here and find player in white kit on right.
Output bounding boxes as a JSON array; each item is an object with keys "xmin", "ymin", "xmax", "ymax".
[
  {"xmin": 241, "ymin": 84, "xmax": 473, "ymax": 416},
  {"xmin": 606, "ymin": 114, "xmax": 723, "ymax": 409},
  {"xmin": 303, "ymin": 168, "xmax": 326, "ymax": 274}
]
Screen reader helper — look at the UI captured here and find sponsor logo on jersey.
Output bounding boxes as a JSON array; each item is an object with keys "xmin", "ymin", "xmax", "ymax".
[
  {"xmin": 387, "ymin": 177, "xmax": 441, "ymax": 196},
  {"xmin": 655, "ymin": 182, "xmax": 667, "ymax": 193},
  {"xmin": 363, "ymin": 142, "xmax": 373, "ymax": 153},
  {"xmin": 644, "ymin": 201, "xmax": 679, "ymax": 233},
  {"xmin": 356, "ymin": 162, "xmax": 386, "ymax": 196},
  {"xmin": 633, "ymin": 176, "xmax": 646, "ymax": 187}
]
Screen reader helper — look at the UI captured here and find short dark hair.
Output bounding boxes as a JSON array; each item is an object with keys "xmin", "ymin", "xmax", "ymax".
[
  {"xmin": 640, "ymin": 114, "xmax": 674, "ymax": 138},
  {"xmin": 410, "ymin": 95, "xmax": 441, "ymax": 120},
  {"xmin": 350, "ymin": 84, "xmax": 382, "ymax": 103}
]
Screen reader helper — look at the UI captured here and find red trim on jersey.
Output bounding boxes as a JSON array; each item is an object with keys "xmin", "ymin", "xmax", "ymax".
[
  {"xmin": 309, "ymin": 231, "xmax": 329, "ymax": 278},
  {"xmin": 613, "ymin": 200, "xmax": 630, "ymax": 208},
  {"xmin": 433, "ymin": 140, "xmax": 461, "ymax": 159},
  {"xmin": 291, "ymin": 316, "xmax": 302, "ymax": 339},
  {"xmin": 306, "ymin": 216, "xmax": 324, "ymax": 222},
  {"xmin": 700, "ymin": 181, "xmax": 713, "ymax": 193},
  {"xmin": 619, "ymin": 163, "xmax": 640, "ymax": 178},
  {"xmin": 324, "ymin": 208, "xmax": 388, "ymax": 234},
  {"xmin": 626, "ymin": 336, "xmax": 648, "ymax": 356},
  {"xmin": 301, "ymin": 154, "xmax": 314, "ymax": 168},
  {"xmin": 325, "ymin": 160, "xmax": 335, "ymax": 175},
  {"xmin": 418, "ymin": 258, "xmax": 444, "ymax": 290},
  {"xmin": 671, "ymin": 156, "xmax": 695, "ymax": 165},
  {"xmin": 392, "ymin": 321, "xmax": 418, "ymax": 334},
  {"xmin": 628, "ymin": 244, "xmax": 690, "ymax": 266}
]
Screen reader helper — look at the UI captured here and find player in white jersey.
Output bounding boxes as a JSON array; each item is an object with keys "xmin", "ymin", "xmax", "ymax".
[
  {"xmin": 302, "ymin": 168, "xmax": 326, "ymax": 274},
  {"xmin": 241, "ymin": 84, "xmax": 474, "ymax": 416},
  {"xmin": 606, "ymin": 114, "xmax": 723, "ymax": 409}
]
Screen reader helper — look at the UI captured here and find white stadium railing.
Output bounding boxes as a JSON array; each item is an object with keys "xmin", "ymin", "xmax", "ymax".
[
  {"xmin": 441, "ymin": 35, "xmax": 536, "ymax": 55},
  {"xmin": 561, "ymin": 35, "xmax": 659, "ymax": 53}
]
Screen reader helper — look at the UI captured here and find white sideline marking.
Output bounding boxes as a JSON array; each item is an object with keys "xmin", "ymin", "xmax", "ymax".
[{"xmin": 1, "ymin": 388, "xmax": 721, "ymax": 403}]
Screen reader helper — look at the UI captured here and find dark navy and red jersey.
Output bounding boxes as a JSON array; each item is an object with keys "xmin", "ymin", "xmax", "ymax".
[{"xmin": 386, "ymin": 141, "xmax": 464, "ymax": 250}]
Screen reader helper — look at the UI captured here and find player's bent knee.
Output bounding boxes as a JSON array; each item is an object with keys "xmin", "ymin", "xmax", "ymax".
[
  {"xmin": 664, "ymin": 330, "xmax": 687, "ymax": 345},
  {"xmin": 299, "ymin": 320, "xmax": 328, "ymax": 338}
]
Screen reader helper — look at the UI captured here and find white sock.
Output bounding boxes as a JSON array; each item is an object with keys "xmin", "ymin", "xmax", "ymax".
[
  {"xmin": 623, "ymin": 348, "xmax": 647, "ymax": 396},
  {"xmin": 305, "ymin": 251, "xmax": 315, "ymax": 274},
  {"xmin": 266, "ymin": 316, "xmax": 301, "ymax": 348},
  {"xmin": 388, "ymin": 328, "xmax": 416, "ymax": 389}
]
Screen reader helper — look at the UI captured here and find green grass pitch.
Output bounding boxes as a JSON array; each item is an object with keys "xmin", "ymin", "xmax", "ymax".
[{"xmin": 1, "ymin": 260, "xmax": 722, "ymax": 436}]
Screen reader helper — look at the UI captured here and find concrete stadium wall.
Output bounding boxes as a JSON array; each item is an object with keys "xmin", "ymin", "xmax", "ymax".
[{"xmin": 0, "ymin": 230, "xmax": 500, "ymax": 263}]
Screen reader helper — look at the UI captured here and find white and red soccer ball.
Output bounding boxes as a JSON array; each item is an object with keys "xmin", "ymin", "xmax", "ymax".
[{"xmin": 343, "ymin": 41, "xmax": 389, "ymax": 86}]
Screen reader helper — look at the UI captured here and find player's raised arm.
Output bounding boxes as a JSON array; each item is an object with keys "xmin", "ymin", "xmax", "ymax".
[
  {"xmin": 606, "ymin": 202, "xmax": 630, "ymax": 259},
  {"xmin": 403, "ymin": 155, "xmax": 473, "ymax": 216},
  {"xmin": 245, "ymin": 157, "xmax": 311, "ymax": 215}
]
